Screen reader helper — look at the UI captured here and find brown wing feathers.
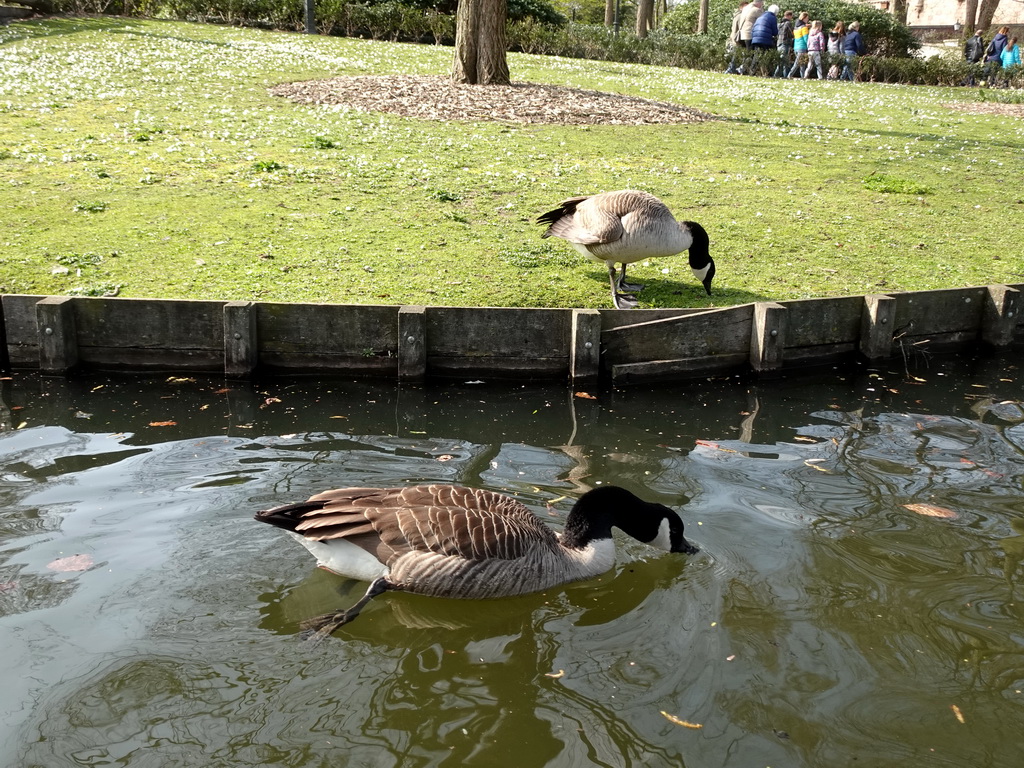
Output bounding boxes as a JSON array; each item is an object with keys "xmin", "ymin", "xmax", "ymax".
[{"xmin": 260, "ymin": 485, "xmax": 555, "ymax": 563}]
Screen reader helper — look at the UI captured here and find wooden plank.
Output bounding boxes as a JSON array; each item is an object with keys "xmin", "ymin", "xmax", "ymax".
[
  {"xmin": 73, "ymin": 297, "xmax": 224, "ymax": 350},
  {"xmin": 2, "ymin": 295, "xmax": 44, "ymax": 367},
  {"xmin": 782, "ymin": 296, "xmax": 863, "ymax": 348},
  {"xmin": 860, "ymin": 294, "xmax": 897, "ymax": 360},
  {"xmin": 427, "ymin": 356, "xmax": 568, "ymax": 378},
  {"xmin": 602, "ymin": 304, "xmax": 754, "ymax": 366},
  {"xmin": 981, "ymin": 285, "xmax": 1021, "ymax": 347},
  {"xmin": 0, "ymin": 294, "xmax": 9, "ymax": 373},
  {"xmin": 224, "ymin": 301, "xmax": 258, "ymax": 378},
  {"xmin": 600, "ymin": 307, "xmax": 707, "ymax": 331},
  {"xmin": 258, "ymin": 302, "xmax": 399, "ymax": 357},
  {"xmin": 892, "ymin": 287, "xmax": 986, "ymax": 338},
  {"xmin": 36, "ymin": 297, "xmax": 78, "ymax": 374},
  {"xmin": 259, "ymin": 351, "xmax": 398, "ymax": 375},
  {"xmin": 750, "ymin": 302, "xmax": 787, "ymax": 372},
  {"xmin": 571, "ymin": 309, "xmax": 601, "ymax": 384},
  {"xmin": 611, "ymin": 353, "xmax": 749, "ymax": 383},
  {"xmin": 425, "ymin": 307, "xmax": 570, "ymax": 376},
  {"xmin": 398, "ymin": 305, "xmax": 427, "ymax": 382}
]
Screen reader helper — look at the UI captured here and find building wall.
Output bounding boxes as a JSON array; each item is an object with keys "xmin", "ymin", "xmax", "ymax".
[{"xmin": 854, "ymin": 0, "xmax": 1024, "ymax": 30}]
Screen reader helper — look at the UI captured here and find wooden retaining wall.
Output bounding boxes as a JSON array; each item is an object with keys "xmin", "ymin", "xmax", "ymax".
[{"xmin": 1, "ymin": 285, "xmax": 1021, "ymax": 384}]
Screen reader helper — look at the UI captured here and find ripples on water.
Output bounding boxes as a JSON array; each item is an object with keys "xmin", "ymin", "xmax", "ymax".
[{"xmin": 1, "ymin": 353, "xmax": 1023, "ymax": 767}]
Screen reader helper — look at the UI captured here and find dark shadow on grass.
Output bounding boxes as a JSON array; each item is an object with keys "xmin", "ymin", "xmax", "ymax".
[
  {"xmin": 0, "ymin": 17, "xmax": 133, "ymax": 46},
  {"xmin": 1, "ymin": 16, "xmax": 237, "ymax": 49},
  {"xmin": 582, "ymin": 270, "xmax": 774, "ymax": 310}
]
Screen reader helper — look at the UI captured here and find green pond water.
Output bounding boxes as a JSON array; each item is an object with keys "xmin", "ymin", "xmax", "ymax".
[{"xmin": 1, "ymin": 352, "xmax": 1023, "ymax": 767}]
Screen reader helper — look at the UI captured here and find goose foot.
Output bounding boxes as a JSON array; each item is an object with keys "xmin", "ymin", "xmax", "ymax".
[
  {"xmin": 617, "ymin": 264, "xmax": 645, "ymax": 294},
  {"xmin": 298, "ymin": 576, "xmax": 391, "ymax": 645},
  {"xmin": 618, "ymin": 281, "xmax": 645, "ymax": 293},
  {"xmin": 609, "ymin": 265, "xmax": 639, "ymax": 309},
  {"xmin": 613, "ymin": 292, "xmax": 639, "ymax": 309}
]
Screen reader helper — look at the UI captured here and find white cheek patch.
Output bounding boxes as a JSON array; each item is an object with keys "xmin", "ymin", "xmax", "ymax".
[
  {"xmin": 692, "ymin": 264, "xmax": 711, "ymax": 283},
  {"xmin": 649, "ymin": 518, "xmax": 675, "ymax": 551}
]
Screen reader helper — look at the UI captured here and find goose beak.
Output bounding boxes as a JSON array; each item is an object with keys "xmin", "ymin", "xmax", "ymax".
[{"xmin": 673, "ymin": 539, "xmax": 699, "ymax": 555}]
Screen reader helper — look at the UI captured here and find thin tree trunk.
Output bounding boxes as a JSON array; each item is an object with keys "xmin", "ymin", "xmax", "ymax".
[
  {"xmin": 605, "ymin": 0, "xmax": 614, "ymax": 27},
  {"xmin": 697, "ymin": 0, "xmax": 709, "ymax": 33},
  {"xmin": 963, "ymin": 0, "xmax": 978, "ymax": 36},
  {"xmin": 975, "ymin": 0, "xmax": 1000, "ymax": 32},
  {"xmin": 452, "ymin": 0, "xmax": 510, "ymax": 85},
  {"xmin": 636, "ymin": 0, "xmax": 654, "ymax": 38},
  {"xmin": 891, "ymin": 0, "xmax": 908, "ymax": 25}
]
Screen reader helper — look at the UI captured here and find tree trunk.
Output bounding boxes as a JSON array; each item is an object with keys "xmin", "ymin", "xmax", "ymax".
[
  {"xmin": 697, "ymin": 0, "xmax": 709, "ymax": 33},
  {"xmin": 975, "ymin": 0, "xmax": 1000, "ymax": 32},
  {"xmin": 452, "ymin": 0, "xmax": 510, "ymax": 85},
  {"xmin": 962, "ymin": 0, "xmax": 978, "ymax": 36},
  {"xmin": 605, "ymin": 0, "xmax": 615, "ymax": 27},
  {"xmin": 890, "ymin": 0, "xmax": 908, "ymax": 25},
  {"xmin": 636, "ymin": 0, "xmax": 654, "ymax": 38}
]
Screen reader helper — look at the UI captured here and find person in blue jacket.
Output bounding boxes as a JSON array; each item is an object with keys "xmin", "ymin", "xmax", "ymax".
[
  {"xmin": 750, "ymin": 4, "xmax": 779, "ymax": 75},
  {"xmin": 840, "ymin": 21, "xmax": 866, "ymax": 81},
  {"xmin": 985, "ymin": 26, "xmax": 1009, "ymax": 83}
]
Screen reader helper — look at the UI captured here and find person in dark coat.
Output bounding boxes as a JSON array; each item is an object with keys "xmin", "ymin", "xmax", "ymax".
[
  {"xmin": 964, "ymin": 29, "xmax": 985, "ymax": 63},
  {"xmin": 749, "ymin": 4, "xmax": 779, "ymax": 75},
  {"xmin": 964, "ymin": 29, "xmax": 985, "ymax": 85},
  {"xmin": 840, "ymin": 21, "xmax": 866, "ymax": 81},
  {"xmin": 774, "ymin": 10, "xmax": 795, "ymax": 77}
]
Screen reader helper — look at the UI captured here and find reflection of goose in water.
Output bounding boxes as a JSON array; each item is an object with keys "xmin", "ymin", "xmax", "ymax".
[{"xmin": 256, "ymin": 484, "xmax": 698, "ymax": 641}]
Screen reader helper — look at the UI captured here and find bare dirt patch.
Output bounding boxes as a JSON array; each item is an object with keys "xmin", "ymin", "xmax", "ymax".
[
  {"xmin": 943, "ymin": 101, "xmax": 1024, "ymax": 118},
  {"xmin": 269, "ymin": 74, "xmax": 714, "ymax": 125}
]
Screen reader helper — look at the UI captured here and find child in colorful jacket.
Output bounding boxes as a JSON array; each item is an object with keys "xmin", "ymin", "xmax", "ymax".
[
  {"xmin": 787, "ymin": 12, "xmax": 810, "ymax": 78},
  {"xmin": 803, "ymin": 20, "xmax": 826, "ymax": 80}
]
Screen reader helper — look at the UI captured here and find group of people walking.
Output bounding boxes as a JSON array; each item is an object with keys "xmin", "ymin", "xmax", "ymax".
[
  {"xmin": 963, "ymin": 26, "xmax": 1021, "ymax": 86},
  {"xmin": 725, "ymin": 0, "xmax": 866, "ymax": 80}
]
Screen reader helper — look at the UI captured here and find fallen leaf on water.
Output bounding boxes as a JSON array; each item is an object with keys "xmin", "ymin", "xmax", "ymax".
[
  {"xmin": 695, "ymin": 439, "xmax": 738, "ymax": 453},
  {"xmin": 792, "ymin": 436, "xmax": 818, "ymax": 443},
  {"xmin": 545, "ymin": 669, "xmax": 565, "ymax": 679},
  {"xmin": 804, "ymin": 460, "xmax": 830, "ymax": 473},
  {"xmin": 904, "ymin": 503, "xmax": 958, "ymax": 520},
  {"xmin": 167, "ymin": 376, "xmax": 195, "ymax": 384},
  {"xmin": 574, "ymin": 392, "xmax": 597, "ymax": 400},
  {"xmin": 951, "ymin": 704, "xmax": 966, "ymax": 724},
  {"xmin": 46, "ymin": 554, "xmax": 94, "ymax": 572},
  {"xmin": 660, "ymin": 711, "xmax": 703, "ymax": 729},
  {"xmin": 149, "ymin": 421, "xmax": 177, "ymax": 427},
  {"xmin": 436, "ymin": 455, "xmax": 455, "ymax": 462}
]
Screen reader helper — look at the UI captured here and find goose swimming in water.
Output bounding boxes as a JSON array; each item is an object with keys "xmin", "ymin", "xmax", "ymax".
[
  {"xmin": 538, "ymin": 189, "xmax": 714, "ymax": 309},
  {"xmin": 255, "ymin": 484, "xmax": 698, "ymax": 640}
]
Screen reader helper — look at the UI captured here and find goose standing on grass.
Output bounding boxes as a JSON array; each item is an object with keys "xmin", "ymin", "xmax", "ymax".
[
  {"xmin": 537, "ymin": 189, "xmax": 715, "ymax": 309},
  {"xmin": 255, "ymin": 484, "xmax": 698, "ymax": 641}
]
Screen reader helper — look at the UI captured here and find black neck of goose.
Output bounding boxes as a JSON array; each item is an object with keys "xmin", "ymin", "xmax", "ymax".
[
  {"xmin": 561, "ymin": 486, "xmax": 660, "ymax": 550},
  {"xmin": 684, "ymin": 221, "xmax": 711, "ymax": 269},
  {"xmin": 561, "ymin": 500, "xmax": 614, "ymax": 549}
]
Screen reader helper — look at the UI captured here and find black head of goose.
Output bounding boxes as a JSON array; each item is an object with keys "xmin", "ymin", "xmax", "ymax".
[
  {"xmin": 256, "ymin": 484, "xmax": 698, "ymax": 641},
  {"xmin": 537, "ymin": 189, "xmax": 715, "ymax": 308}
]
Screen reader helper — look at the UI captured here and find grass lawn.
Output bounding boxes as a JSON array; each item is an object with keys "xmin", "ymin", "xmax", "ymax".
[{"xmin": 1, "ymin": 17, "xmax": 1022, "ymax": 309}]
